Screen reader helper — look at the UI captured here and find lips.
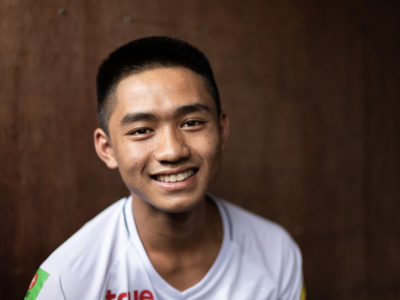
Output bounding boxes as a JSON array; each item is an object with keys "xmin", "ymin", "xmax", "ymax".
[{"xmin": 152, "ymin": 168, "xmax": 197, "ymax": 183}]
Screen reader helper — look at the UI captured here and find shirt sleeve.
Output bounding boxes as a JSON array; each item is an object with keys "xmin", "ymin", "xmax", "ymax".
[
  {"xmin": 278, "ymin": 237, "xmax": 305, "ymax": 300},
  {"xmin": 24, "ymin": 267, "xmax": 65, "ymax": 300}
]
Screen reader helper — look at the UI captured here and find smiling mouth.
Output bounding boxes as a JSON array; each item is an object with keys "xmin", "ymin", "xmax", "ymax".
[{"xmin": 153, "ymin": 169, "xmax": 197, "ymax": 183}]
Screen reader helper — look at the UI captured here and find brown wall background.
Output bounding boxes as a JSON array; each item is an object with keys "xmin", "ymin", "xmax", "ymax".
[{"xmin": 1, "ymin": 1, "xmax": 399, "ymax": 299}]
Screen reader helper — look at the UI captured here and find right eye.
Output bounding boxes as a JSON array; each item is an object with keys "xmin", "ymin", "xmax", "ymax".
[{"xmin": 128, "ymin": 128, "xmax": 153, "ymax": 136}]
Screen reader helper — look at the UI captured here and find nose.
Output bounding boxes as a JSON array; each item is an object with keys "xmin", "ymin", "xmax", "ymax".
[{"xmin": 154, "ymin": 127, "xmax": 190, "ymax": 164}]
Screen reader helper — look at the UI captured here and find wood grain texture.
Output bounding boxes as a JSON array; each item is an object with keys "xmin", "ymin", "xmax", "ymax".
[{"xmin": 0, "ymin": 0, "xmax": 399, "ymax": 298}]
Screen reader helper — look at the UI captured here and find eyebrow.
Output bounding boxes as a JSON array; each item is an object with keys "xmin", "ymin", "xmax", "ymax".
[
  {"xmin": 174, "ymin": 103, "xmax": 211, "ymax": 116},
  {"xmin": 120, "ymin": 112, "xmax": 157, "ymax": 125},
  {"xmin": 119, "ymin": 103, "xmax": 212, "ymax": 126}
]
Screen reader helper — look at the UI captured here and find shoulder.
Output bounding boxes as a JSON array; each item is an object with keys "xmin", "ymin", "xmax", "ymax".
[
  {"xmin": 217, "ymin": 198, "xmax": 304, "ymax": 298},
  {"xmin": 221, "ymin": 199, "xmax": 297, "ymax": 247},
  {"xmin": 37, "ymin": 197, "xmax": 131, "ymax": 298}
]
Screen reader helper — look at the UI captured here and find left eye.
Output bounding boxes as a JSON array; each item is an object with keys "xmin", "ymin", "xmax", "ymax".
[{"xmin": 182, "ymin": 120, "xmax": 205, "ymax": 128}]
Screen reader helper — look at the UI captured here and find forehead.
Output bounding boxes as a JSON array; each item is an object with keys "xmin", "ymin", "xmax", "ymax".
[{"xmin": 111, "ymin": 67, "xmax": 215, "ymax": 116}]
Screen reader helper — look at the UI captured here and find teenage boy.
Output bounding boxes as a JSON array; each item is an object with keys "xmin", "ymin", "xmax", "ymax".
[{"xmin": 25, "ymin": 36, "xmax": 305, "ymax": 300}]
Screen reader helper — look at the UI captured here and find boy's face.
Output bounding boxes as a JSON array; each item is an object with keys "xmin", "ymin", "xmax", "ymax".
[{"xmin": 94, "ymin": 67, "xmax": 228, "ymax": 213}]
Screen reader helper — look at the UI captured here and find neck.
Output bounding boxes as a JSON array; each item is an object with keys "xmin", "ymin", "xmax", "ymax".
[
  {"xmin": 131, "ymin": 194, "xmax": 223, "ymax": 291},
  {"xmin": 132, "ymin": 195, "xmax": 221, "ymax": 254}
]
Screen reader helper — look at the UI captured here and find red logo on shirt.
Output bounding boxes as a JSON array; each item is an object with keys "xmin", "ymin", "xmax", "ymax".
[
  {"xmin": 28, "ymin": 273, "xmax": 38, "ymax": 290},
  {"xmin": 106, "ymin": 289, "xmax": 154, "ymax": 300}
]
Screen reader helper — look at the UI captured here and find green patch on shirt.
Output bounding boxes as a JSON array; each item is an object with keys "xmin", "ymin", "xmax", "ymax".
[{"xmin": 24, "ymin": 268, "xmax": 50, "ymax": 300}]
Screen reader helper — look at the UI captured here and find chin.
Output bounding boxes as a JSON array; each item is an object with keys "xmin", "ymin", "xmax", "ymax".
[{"xmin": 151, "ymin": 194, "xmax": 205, "ymax": 214}]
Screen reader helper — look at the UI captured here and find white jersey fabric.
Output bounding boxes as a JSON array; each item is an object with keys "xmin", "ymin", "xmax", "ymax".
[{"xmin": 29, "ymin": 195, "xmax": 304, "ymax": 300}]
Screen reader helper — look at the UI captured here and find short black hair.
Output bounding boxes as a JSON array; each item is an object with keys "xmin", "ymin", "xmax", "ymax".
[{"xmin": 96, "ymin": 36, "xmax": 221, "ymax": 133}]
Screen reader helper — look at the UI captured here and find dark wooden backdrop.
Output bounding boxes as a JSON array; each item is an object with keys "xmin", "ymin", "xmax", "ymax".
[{"xmin": 1, "ymin": 1, "xmax": 399, "ymax": 299}]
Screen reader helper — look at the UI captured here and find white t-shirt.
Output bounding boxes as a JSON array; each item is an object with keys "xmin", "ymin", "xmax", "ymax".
[{"xmin": 25, "ymin": 195, "xmax": 304, "ymax": 300}]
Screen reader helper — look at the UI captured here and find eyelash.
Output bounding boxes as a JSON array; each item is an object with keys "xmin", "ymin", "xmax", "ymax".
[
  {"xmin": 181, "ymin": 120, "xmax": 206, "ymax": 128},
  {"xmin": 128, "ymin": 128, "xmax": 153, "ymax": 136}
]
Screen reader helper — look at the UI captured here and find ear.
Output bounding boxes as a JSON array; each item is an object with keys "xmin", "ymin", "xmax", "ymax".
[
  {"xmin": 94, "ymin": 128, "xmax": 118, "ymax": 169},
  {"xmin": 218, "ymin": 112, "xmax": 230, "ymax": 149}
]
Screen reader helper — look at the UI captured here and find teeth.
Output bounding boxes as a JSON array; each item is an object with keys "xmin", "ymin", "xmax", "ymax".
[{"xmin": 156, "ymin": 170, "xmax": 195, "ymax": 183}]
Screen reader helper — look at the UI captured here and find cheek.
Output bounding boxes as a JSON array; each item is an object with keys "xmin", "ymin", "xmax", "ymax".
[
  {"xmin": 196, "ymin": 132, "xmax": 223, "ymax": 163},
  {"xmin": 114, "ymin": 142, "xmax": 150, "ymax": 172}
]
